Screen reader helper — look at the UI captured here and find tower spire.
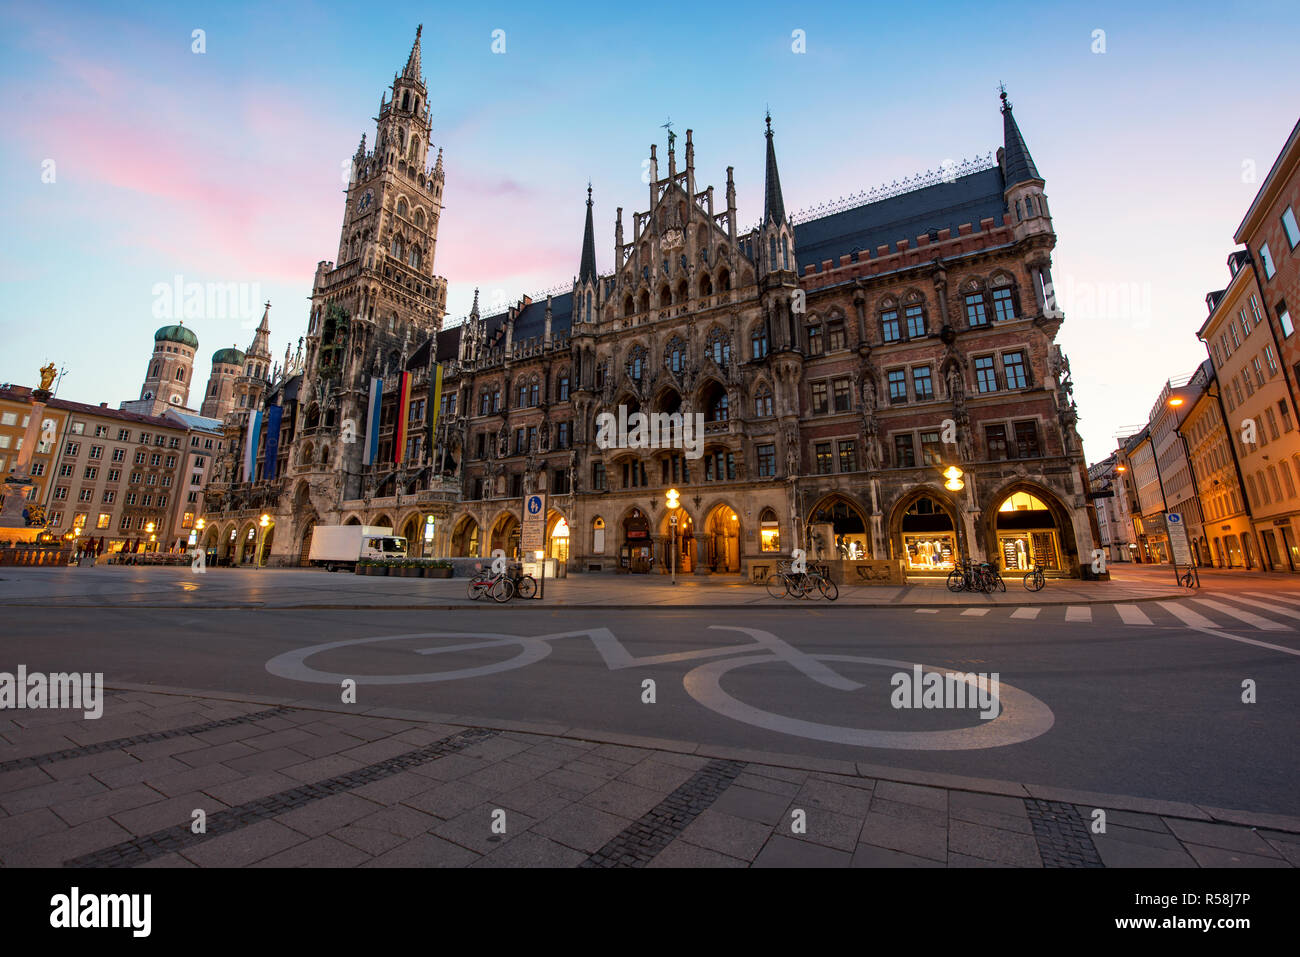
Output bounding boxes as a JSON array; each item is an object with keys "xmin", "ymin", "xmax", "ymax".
[
  {"xmin": 1000, "ymin": 86, "xmax": 1041, "ymax": 185},
  {"xmin": 403, "ymin": 24, "xmax": 423, "ymax": 81},
  {"xmin": 763, "ymin": 111, "xmax": 786, "ymax": 226},
  {"xmin": 579, "ymin": 183, "xmax": 597, "ymax": 284}
]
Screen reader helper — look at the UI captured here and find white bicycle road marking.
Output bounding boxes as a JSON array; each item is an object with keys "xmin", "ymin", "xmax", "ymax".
[
  {"xmin": 264, "ymin": 625, "xmax": 1055, "ymax": 751},
  {"xmin": 682, "ymin": 653, "xmax": 1054, "ymax": 751}
]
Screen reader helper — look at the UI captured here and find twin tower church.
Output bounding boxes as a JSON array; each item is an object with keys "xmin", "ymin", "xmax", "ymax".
[{"xmin": 184, "ymin": 25, "xmax": 1098, "ymax": 579}]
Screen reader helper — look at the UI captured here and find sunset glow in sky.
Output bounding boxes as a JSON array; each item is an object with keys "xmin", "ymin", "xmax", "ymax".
[{"xmin": 2, "ymin": 0, "xmax": 1298, "ymax": 461}]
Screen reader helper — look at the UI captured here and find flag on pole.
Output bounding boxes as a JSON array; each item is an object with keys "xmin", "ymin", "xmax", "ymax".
[
  {"xmin": 394, "ymin": 371, "xmax": 412, "ymax": 464},
  {"xmin": 363, "ymin": 377, "xmax": 382, "ymax": 466},
  {"xmin": 242, "ymin": 410, "xmax": 262, "ymax": 483},
  {"xmin": 262, "ymin": 404, "xmax": 283, "ymax": 480}
]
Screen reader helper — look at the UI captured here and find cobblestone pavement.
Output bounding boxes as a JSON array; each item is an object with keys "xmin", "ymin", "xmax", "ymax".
[{"xmin": 2, "ymin": 688, "xmax": 1296, "ymax": 868}]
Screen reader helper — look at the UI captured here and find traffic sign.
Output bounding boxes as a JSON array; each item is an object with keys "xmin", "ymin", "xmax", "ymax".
[
  {"xmin": 521, "ymin": 493, "xmax": 546, "ymax": 554},
  {"xmin": 1165, "ymin": 511, "xmax": 1193, "ymax": 565}
]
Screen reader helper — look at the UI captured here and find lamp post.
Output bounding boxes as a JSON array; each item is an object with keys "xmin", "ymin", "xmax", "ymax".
[
  {"xmin": 666, "ymin": 488, "xmax": 680, "ymax": 585},
  {"xmin": 257, "ymin": 513, "xmax": 270, "ymax": 569},
  {"xmin": 145, "ymin": 521, "xmax": 155, "ymax": 554}
]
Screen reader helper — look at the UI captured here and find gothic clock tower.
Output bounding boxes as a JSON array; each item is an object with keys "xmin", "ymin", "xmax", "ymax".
[{"xmin": 296, "ymin": 25, "xmax": 449, "ymax": 505}]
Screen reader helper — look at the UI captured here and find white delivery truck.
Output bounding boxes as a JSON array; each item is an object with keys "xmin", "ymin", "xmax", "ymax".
[{"xmin": 307, "ymin": 525, "xmax": 407, "ymax": 572}]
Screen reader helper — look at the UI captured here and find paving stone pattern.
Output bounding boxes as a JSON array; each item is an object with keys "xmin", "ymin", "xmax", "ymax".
[
  {"xmin": 1026, "ymin": 799, "xmax": 1105, "ymax": 868},
  {"xmin": 580, "ymin": 759, "xmax": 745, "ymax": 868},
  {"xmin": 0, "ymin": 708, "xmax": 290, "ymax": 773},
  {"xmin": 64, "ymin": 728, "xmax": 498, "ymax": 867},
  {"xmin": 0, "ymin": 688, "xmax": 1293, "ymax": 868}
]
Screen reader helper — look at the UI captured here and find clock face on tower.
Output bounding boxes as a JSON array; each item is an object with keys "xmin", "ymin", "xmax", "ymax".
[{"xmin": 355, "ymin": 190, "xmax": 374, "ymax": 217}]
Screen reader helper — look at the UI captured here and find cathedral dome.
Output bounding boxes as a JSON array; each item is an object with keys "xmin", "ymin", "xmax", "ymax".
[
  {"xmin": 155, "ymin": 323, "xmax": 199, "ymax": 349},
  {"xmin": 212, "ymin": 346, "xmax": 246, "ymax": 366}
]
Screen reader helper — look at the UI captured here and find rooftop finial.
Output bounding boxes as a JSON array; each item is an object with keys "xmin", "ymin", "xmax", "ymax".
[
  {"xmin": 403, "ymin": 24, "xmax": 423, "ymax": 80},
  {"xmin": 998, "ymin": 82, "xmax": 1010, "ymax": 111}
]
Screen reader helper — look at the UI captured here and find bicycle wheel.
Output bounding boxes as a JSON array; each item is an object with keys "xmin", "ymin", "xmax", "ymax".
[
  {"xmin": 817, "ymin": 576, "xmax": 839, "ymax": 601},
  {"xmin": 1179, "ymin": 572, "xmax": 1195, "ymax": 588},
  {"xmin": 516, "ymin": 575, "xmax": 537, "ymax": 599},
  {"xmin": 1024, "ymin": 571, "xmax": 1043, "ymax": 592},
  {"xmin": 991, "ymin": 571, "xmax": 1006, "ymax": 593},
  {"xmin": 467, "ymin": 579, "xmax": 487, "ymax": 600},
  {"xmin": 766, "ymin": 573, "xmax": 789, "ymax": 599},
  {"xmin": 490, "ymin": 577, "xmax": 515, "ymax": 603},
  {"xmin": 946, "ymin": 569, "xmax": 966, "ymax": 592}
]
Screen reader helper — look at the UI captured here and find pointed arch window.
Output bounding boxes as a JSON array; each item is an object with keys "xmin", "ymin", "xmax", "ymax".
[
  {"xmin": 751, "ymin": 324, "xmax": 768, "ymax": 359},
  {"xmin": 665, "ymin": 337, "xmax": 686, "ymax": 375},
  {"xmin": 706, "ymin": 328, "xmax": 731, "ymax": 366},
  {"xmin": 754, "ymin": 385, "xmax": 773, "ymax": 418},
  {"xmin": 628, "ymin": 345, "xmax": 648, "ymax": 382},
  {"xmin": 397, "ymin": 198, "xmax": 409, "ymax": 217}
]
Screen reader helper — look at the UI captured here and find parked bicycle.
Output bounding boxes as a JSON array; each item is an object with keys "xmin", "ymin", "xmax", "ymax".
[
  {"xmin": 765, "ymin": 559, "xmax": 838, "ymax": 600},
  {"xmin": 467, "ymin": 568, "xmax": 515, "ymax": 603},
  {"xmin": 466, "ymin": 562, "xmax": 538, "ymax": 602},
  {"xmin": 1023, "ymin": 563, "xmax": 1046, "ymax": 592},
  {"xmin": 946, "ymin": 558, "xmax": 1005, "ymax": 593}
]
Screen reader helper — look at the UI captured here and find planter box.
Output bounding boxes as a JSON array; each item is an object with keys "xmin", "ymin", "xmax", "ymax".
[{"xmin": 424, "ymin": 567, "xmax": 452, "ymax": 578}]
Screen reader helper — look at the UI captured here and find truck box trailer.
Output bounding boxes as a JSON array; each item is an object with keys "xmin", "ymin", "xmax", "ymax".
[{"xmin": 307, "ymin": 525, "xmax": 407, "ymax": 571}]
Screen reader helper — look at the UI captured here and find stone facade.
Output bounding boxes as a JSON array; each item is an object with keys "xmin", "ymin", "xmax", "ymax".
[{"xmin": 196, "ymin": 29, "xmax": 1098, "ymax": 578}]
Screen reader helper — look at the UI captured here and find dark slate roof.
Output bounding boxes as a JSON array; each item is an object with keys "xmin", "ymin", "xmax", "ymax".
[
  {"xmin": 579, "ymin": 189, "xmax": 598, "ymax": 284},
  {"xmin": 482, "ymin": 292, "xmax": 574, "ymax": 347},
  {"xmin": 792, "ymin": 166, "xmax": 1007, "ymax": 272},
  {"xmin": 435, "ymin": 325, "xmax": 462, "ymax": 363},
  {"xmin": 1001, "ymin": 98, "xmax": 1040, "ymax": 185},
  {"xmin": 764, "ymin": 119, "xmax": 786, "ymax": 225}
]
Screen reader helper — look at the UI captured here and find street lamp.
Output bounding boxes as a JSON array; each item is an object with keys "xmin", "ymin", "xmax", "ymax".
[
  {"xmin": 665, "ymin": 488, "xmax": 680, "ymax": 585},
  {"xmin": 257, "ymin": 513, "xmax": 270, "ymax": 569},
  {"xmin": 145, "ymin": 521, "xmax": 155, "ymax": 553},
  {"xmin": 942, "ymin": 465, "xmax": 964, "ymax": 492}
]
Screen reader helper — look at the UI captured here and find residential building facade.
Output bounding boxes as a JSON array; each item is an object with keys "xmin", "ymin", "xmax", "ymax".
[{"xmin": 1199, "ymin": 251, "xmax": 1300, "ymax": 570}]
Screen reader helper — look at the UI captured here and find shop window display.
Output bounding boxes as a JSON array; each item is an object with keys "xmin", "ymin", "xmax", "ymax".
[{"xmin": 995, "ymin": 491, "xmax": 1061, "ymax": 570}]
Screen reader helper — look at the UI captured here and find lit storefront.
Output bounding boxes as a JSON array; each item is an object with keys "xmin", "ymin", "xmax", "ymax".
[
  {"xmin": 995, "ymin": 491, "xmax": 1061, "ymax": 570},
  {"xmin": 900, "ymin": 497, "xmax": 956, "ymax": 572},
  {"xmin": 549, "ymin": 517, "xmax": 570, "ymax": 563},
  {"xmin": 809, "ymin": 497, "xmax": 870, "ymax": 560}
]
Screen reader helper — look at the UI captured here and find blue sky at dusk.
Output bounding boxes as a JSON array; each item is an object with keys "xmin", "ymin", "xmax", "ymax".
[{"xmin": 1, "ymin": 0, "xmax": 1297, "ymax": 460}]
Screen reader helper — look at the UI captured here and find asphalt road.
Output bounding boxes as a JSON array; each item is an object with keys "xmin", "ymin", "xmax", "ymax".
[{"xmin": 3, "ymin": 596, "xmax": 1298, "ymax": 815}]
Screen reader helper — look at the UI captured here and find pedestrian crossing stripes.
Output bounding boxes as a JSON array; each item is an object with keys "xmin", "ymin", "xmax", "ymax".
[
  {"xmin": 1246, "ymin": 590, "xmax": 1300, "ymax": 606},
  {"xmin": 906, "ymin": 594, "xmax": 1300, "ymax": 646},
  {"xmin": 1114, "ymin": 604, "xmax": 1151, "ymax": 626},
  {"xmin": 1189, "ymin": 598, "xmax": 1288, "ymax": 631}
]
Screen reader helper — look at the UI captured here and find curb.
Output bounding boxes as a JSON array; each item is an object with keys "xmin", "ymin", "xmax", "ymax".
[
  {"xmin": 101, "ymin": 679, "xmax": 1300, "ymax": 837},
  {"xmin": 0, "ymin": 593, "xmax": 1191, "ymax": 611}
]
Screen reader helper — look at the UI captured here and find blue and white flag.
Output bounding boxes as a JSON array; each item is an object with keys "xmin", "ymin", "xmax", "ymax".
[
  {"xmin": 243, "ymin": 410, "xmax": 262, "ymax": 483},
  {"xmin": 362, "ymin": 377, "xmax": 383, "ymax": 466}
]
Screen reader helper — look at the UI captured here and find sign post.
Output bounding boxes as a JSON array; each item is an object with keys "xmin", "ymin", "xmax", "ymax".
[
  {"xmin": 1165, "ymin": 511, "xmax": 1198, "ymax": 588},
  {"xmin": 522, "ymin": 493, "xmax": 546, "ymax": 599}
]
